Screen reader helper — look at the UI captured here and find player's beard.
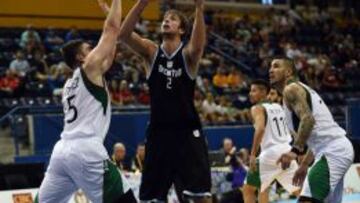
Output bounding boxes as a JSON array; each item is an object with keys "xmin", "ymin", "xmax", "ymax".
[{"xmin": 161, "ymin": 31, "xmax": 177, "ymax": 40}]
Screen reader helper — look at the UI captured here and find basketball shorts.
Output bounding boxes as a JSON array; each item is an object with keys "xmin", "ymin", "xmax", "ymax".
[
  {"xmin": 245, "ymin": 144, "xmax": 300, "ymax": 193},
  {"xmin": 37, "ymin": 140, "xmax": 132, "ymax": 203},
  {"xmin": 300, "ymin": 137, "xmax": 354, "ymax": 203},
  {"xmin": 139, "ymin": 127, "xmax": 212, "ymax": 201}
]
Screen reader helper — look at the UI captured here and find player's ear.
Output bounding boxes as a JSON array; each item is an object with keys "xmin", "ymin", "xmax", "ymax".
[
  {"xmin": 285, "ymin": 67, "xmax": 292, "ymax": 77},
  {"xmin": 76, "ymin": 52, "xmax": 85, "ymax": 63}
]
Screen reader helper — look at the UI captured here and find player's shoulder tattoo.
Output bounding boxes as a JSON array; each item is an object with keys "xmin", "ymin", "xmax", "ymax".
[{"xmin": 283, "ymin": 83, "xmax": 306, "ymax": 110}]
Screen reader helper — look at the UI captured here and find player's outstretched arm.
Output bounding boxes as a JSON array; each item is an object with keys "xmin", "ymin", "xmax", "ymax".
[
  {"xmin": 118, "ymin": 0, "xmax": 157, "ymax": 64},
  {"xmin": 183, "ymin": 0, "xmax": 206, "ymax": 78},
  {"xmin": 249, "ymin": 105, "xmax": 266, "ymax": 172},
  {"xmin": 283, "ymin": 84, "xmax": 315, "ymax": 151},
  {"xmin": 97, "ymin": 0, "xmax": 157, "ymax": 72},
  {"xmin": 84, "ymin": 0, "xmax": 122, "ymax": 78}
]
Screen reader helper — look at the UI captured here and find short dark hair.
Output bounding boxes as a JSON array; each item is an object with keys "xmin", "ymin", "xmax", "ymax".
[
  {"xmin": 272, "ymin": 55, "xmax": 297, "ymax": 76},
  {"xmin": 251, "ymin": 79, "xmax": 270, "ymax": 94},
  {"xmin": 164, "ymin": 9, "xmax": 189, "ymax": 38},
  {"xmin": 61, "ymin": 39, "xmax": 85, "ymax": 69}
]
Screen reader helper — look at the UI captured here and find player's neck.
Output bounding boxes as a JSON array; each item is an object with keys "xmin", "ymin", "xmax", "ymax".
[
  {"xmin": 284, "ymin": 77, "xmax": 299, "ymax": 91},
  {"xmin": 275, "ymin": 76, "xmax": 297, "ymax": 93},
  {"xmin": 256, "ymin": 98, "xmax": 269, "ymax": 105},
  {"xmin": 161, "ymin": 37, "xmax": 182, "ymax": 56}
]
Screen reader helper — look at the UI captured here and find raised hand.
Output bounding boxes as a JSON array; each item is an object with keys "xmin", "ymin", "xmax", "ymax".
[
  {"xmin": 194, "ymin": 0, "xmax": 205, "ymax": 7},
  {"xmin": 97, "ymin": 0, "xmax": 110, "ymax": 14}
]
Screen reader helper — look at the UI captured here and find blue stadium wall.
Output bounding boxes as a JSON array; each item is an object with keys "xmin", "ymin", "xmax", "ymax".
[
  {"xmin": 32, "ymin": 113, "xmax": 254, "ymax": 157},
  {"xmin": 27, "ymin": 99, "xmax": 360, "ymax": 164}
]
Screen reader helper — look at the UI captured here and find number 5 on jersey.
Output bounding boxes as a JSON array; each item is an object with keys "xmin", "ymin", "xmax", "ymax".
[{"xmin": 66, "ymin": 95, "xmax": 78, "ymax": 123}]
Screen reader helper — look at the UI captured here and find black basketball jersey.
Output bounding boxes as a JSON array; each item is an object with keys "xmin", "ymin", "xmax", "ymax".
[{"xmin": 147, "ymin": 42, "xmax": 201, "ymax": 130}]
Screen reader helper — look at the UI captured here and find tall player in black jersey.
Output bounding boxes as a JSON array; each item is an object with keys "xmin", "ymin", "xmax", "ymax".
[{"xmin": 98, "ymin": 0, "xmax": 211, "ymax": 202}]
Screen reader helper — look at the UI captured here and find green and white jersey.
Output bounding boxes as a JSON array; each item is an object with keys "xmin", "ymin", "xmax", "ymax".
[
  {"xmin": 60, "ymin": 68, "xmax": 111, "ymax": 160},
  {"xmin": 260, "ymin": 102, "xmax": 292, "ymax": 150},
  {"xmin": 283, "ymin": 82, "xmax": 346, "ymax": 154}
]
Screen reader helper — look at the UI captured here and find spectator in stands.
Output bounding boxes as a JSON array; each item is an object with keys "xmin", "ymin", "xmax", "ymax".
[
  {"xmin": 48, "ymin": 62, "xmax": 72, "ymax": 95},
  {"xmin": 223, "ymin": 96, "xmax": 244, "ymax": 123},
  {"xmin": 65, "ymin": 26, "xmax": 82, "ymax": 42},
  {"xmin": 0, "ymin": 69, "xmax": 20, "ymax": 97},
  {"xmin": 302, "ymin": 65, "xmax": 320, "ymax": 90},
  {"xmin": 112, "ymin": 142, "xmax": 129, "ymax": 171},
  {"xmin": 213, "ymin": 67, "xmax": 229, "ymax": 89},
  {"xmin": 112, "ymin": 80, "xmax": 135, "ymax": 106},
  {"xmin": 29, "ymin": 50, "xmax": 49, "ymax": 82},
  {"xmin": 110, "ymin": 80, "xmax": 120, "ymax": 104},
  {"xmin": 199, "ymin": 78, "xmax": 216, "ymax": 96},
  {"xmin": 44, "ymin": 27, "xmax": 64, "ymax": 51},
  {"xmin": 137, "ymin": 83, "xmax": 150, "ymax": 105},
  {"xmin": 135, "ymin": 18, "xmax": 149, "ymax": 35},
  {"xmin": 194, "ymin": 88, "xmax": 205, "ymax": 118},
  {"xmin": 321, "ymin": 64, "xmax": 342, "ymax": 90},
  {"xmin": 0, "ymin": 5, "xmax": 358, "ymax": 129},
  {"xmin": 220, "ymin": 146, "xmax": 247, "ymax": 203},
  {"xmin": 215, "ymin": 96, "xmax": 228, "ymax": 124},
  {"xmin": 238, "ymin": 148, "xmax": 250, "ymax": 167},
  {"xmin": 201, "ymin": 92, "xmax": 219, "ymax": 124},
  {"xmin": 107, "ymin": 47, "xmax": 125, "ymax": 80},
  {"xmin": 19, "ymin": 24, "xmax": 41, "ymax": 49},
  {"xmin": 132, "ymin": 143, "xmax": 145, "ymax": 173},
  {"xmin": 285, "ymin": 42, "xmax": 302, "ymax": 59},
  {"xmin": 222, "ymin": 137, "xmax": 235, "ymax": 166},
  {"xmin": 123, "ymin": 58, "xmax": 140, "ymax": 84},
  {"xmin": 227, "ymin": 67, "xmax": 247, "ymax": 91},
  {"xmin": 258, "ymin": 42, "xmax": 274, "ymax": 60},
  {"xmin": 9, "ymin": 50, "xmax": 30, "ymax": 77}
]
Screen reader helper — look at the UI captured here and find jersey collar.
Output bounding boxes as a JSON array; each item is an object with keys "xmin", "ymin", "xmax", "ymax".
[{"xmin": 160, "ymin": 42, "xmax": 184, "ymax": 59}]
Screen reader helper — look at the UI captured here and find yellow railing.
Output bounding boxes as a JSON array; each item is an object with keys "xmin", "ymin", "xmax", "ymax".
[{"xmin": 0, "ymin": 0, "xmax": 160, "ymax": 29}]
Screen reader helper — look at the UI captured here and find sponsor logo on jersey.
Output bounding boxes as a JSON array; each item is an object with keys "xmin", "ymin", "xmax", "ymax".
[
  {"xmin": 158, "ymin": 64, "xmax": 182, "ymax": 78},
  {"xmin": 193, "ymin": 130, "xmax": 200, "ymax": 138}
]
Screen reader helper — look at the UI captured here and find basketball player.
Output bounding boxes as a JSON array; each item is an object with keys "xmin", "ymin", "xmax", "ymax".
[
  {"xmin": 267, "ymin": 88, "xmax": 282, "ymax": 104},
  {"xmin": 98, "ymin": 0, "xmax": 211, "ymax": 202},
  {"xmin": 37, "ymin": 1, "xmax": 136, "ymax": 202},
  {"xmin": 271, "ymin": 57, "xmax": 354, "ymax": 203},
  {"xmin": 243, "ymin": 80, "xmax": 300, "ymax": 203}
]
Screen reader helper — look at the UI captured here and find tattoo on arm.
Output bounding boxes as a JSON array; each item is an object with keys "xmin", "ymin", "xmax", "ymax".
[
  {"xmin": 301, "ymin": 150, "xmax": 314, "ymax": 167},
  {"xmin": 284, "ymin": 85, "xmax": 315, "ymax": 149}
]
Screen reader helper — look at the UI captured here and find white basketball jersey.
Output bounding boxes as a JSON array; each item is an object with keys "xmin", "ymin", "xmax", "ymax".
[
  {"xmin": 60, "ymin": 68, "xmax": 111, "ymax": 153},
  {"xmin": 283, "ymin": 82, "xmax": 346, "ymax": 154},
  {"xmin": 260, "ymin": 102, "xmax": 292, "ymax": 150}
]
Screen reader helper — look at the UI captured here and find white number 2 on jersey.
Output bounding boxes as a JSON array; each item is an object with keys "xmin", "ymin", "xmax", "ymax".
[{"xmin": 166, "ymin": 77, "xmax": 172, "ymax": 89}]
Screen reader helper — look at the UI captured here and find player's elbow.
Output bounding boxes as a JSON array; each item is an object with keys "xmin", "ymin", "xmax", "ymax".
[{"xmin": 104, "ymin": 20, "xmax": 121, "ymax": 34}]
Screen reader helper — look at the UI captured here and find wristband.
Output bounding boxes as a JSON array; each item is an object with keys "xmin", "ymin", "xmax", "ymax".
[{"xmin": 291, "ymin": 146, "xmax": 305, "ymax": 156}]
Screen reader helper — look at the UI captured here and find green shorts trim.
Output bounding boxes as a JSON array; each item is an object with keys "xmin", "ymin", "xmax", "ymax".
[
  {"xmin": 103, "ymin": 160, "xmax": 126, "ymax": 203},
  {"xmin": 245, "ymin": 160, "xmax": 261, "ymax": 189},
  {"xmin": 308, "ymin": 156, "xmax": 330, "ymax": 201}
]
